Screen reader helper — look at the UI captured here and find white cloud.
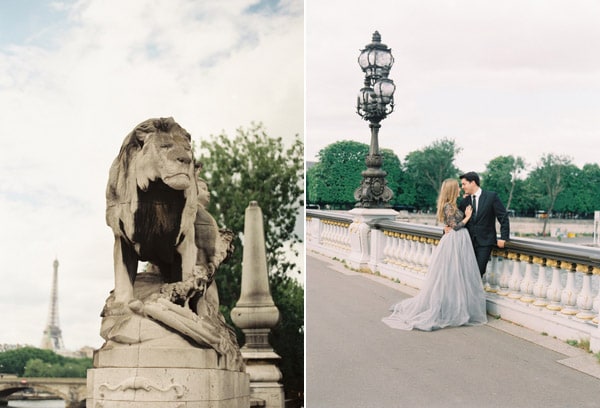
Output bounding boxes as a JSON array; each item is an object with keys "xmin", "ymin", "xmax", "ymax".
[{"xmin": 0, "ymin": 0, "xmax": 303, "ymax": 349}]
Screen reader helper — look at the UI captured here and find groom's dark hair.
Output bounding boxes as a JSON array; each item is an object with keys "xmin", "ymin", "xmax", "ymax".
[{"xmin": 460, "ymin": 171, "xmax": 480, "ymax": 186}]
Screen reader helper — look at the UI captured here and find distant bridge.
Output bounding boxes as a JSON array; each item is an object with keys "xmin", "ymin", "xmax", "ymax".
[{"xmin": 0, "ymin": 377, "xmax": 86, "ymax": 408}]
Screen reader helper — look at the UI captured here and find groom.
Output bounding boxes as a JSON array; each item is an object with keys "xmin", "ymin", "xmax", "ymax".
[{"xmin": 458, "ymin": 171, "xmax": 510, "ymax": 277}]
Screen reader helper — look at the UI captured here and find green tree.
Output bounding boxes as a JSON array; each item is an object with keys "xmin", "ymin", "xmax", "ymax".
[
  {"xmin": 481, "ymin": 155, "xmax": 526, "ymax": 211},
  {"xmin": 528, "ymin": 153, "xmax": 573, "ymax": 234},
  {"xmin": 577, "ymin": 164, "xmax": 600, "ymax": 215},
  {"xmin": 307, "ymin": 140, "xmax": 402, "ymax": 209},
  {"xmin": 0, "ymin": 347, "xmax": 60, "ymax": 376},
  {"xmin": 196, "ymin": 123, "xmax": 304, "ymax": 403},
  {"xmin": 400, "ymin": 138, "xmax": 461, "ymax": 211},
  {"xmin": 552, "ymin": 164, "xmax": 581, "ymax": 215},
  {"xmin": 0, "ymin": 347, "xmax": 91, "ymax": 378}
]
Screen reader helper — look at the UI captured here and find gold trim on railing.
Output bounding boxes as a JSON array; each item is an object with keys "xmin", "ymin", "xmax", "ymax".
[
  {"xmin": 507, "ymin": 252, "xmax": 519, "ymax": 261},
  {"xmin": 322, "ymin": 219, "xmax": 351, "ymax": 227}
]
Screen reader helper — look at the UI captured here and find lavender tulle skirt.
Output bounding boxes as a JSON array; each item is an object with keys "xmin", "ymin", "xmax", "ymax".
[{"xmin": 382, "ymin": 228, "xmax": 487, "ymax": 331}]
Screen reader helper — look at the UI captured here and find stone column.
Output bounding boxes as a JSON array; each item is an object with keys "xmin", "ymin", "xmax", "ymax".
[{"xmin": 231, "ymin": 201, "xmax": 284, "ymax": 408}]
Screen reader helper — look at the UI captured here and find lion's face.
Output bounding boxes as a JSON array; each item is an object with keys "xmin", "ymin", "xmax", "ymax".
[{"xmin": 134, "ymin": 118, "xmax": 194, "ymax": 191}]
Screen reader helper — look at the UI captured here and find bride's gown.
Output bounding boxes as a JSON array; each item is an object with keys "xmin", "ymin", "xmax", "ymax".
[{"xmin": 382, "ymin": 203, "xmax": 487, "ymax": 331}]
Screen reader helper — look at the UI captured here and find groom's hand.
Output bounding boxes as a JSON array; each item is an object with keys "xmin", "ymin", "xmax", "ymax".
[{"xmin": 497, "ymin": 239, "xmax": 506, "ymax": 248}]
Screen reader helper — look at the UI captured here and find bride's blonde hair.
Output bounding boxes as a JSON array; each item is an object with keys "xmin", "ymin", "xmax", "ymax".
[{"xmin": 436, "ymin": 178, "xmax": 460, "ymax": 223}]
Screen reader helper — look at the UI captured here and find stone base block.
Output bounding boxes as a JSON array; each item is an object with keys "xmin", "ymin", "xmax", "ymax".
[
  {"xmin": 87, "ymin": 347, "xmax": 249, "ymax": 407},
  {"xmin": 87, "ymin": 367, "xmax": 249, "ymax": 407}
]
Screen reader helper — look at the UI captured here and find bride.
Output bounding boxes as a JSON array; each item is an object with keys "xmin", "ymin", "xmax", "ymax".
[{"xmin": 382, "ymin": 178, "xmax": 488, "ymax": 331}]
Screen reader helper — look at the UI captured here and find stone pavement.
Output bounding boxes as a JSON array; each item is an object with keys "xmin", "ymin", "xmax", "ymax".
[{"xmin": 306, "ymin": 252, "xmax": 600, "ymax": 408}]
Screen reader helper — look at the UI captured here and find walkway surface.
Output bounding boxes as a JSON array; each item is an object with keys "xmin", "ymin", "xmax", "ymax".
[{"xmin": 306, "ymin": 252, "xmax": 600, "ymax": 408}]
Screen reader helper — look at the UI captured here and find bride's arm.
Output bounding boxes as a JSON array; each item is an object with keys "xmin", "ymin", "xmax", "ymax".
[
  {"xmin": 444, "ymin": 203, "xmax": 472, "ymax": 230},
  {"xmin": 453, "ymin": 205, "xmax": 472, "ymax": 230}
]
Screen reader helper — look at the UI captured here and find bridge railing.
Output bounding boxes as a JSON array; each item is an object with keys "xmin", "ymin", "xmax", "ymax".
[{"xmin": 306, "ymin": 209, "xmax": 600, "ymax": 352}]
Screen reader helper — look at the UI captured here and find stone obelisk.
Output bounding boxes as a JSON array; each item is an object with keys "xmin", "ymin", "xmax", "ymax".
[{"xmin": 231, "ymin": 201, "xmax": 284, "ymax": 408}]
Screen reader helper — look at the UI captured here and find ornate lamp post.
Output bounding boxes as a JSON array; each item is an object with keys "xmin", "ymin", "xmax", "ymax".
[{"xmin": 354, "ymin": 31, "xmax": 396, "ymax": 208}]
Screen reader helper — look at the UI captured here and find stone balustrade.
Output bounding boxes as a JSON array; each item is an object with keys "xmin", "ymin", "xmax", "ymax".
[{"xmin": 307, "ymin": 209, "xmax": 600, "ymax": 352}]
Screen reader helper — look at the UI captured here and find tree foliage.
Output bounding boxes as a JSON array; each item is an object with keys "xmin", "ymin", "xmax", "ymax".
[
  {"xmin": 196, "ymin": 123, "xmax": 304, "ymax": 402},
  {"xmin": 308, "ymin": 138, "xmax": 600, "ymax": 219},
  {"xmin": 399, "ymin": 138, "xmax": 461, "ymax": 210},
  {"xmin": 307, "ymin": 140, "xmax": 402, "ymax": 209},
  {"xmin": 481, "ymin": 155, "xmax": 526, "ymax": 210},
  {"xmin": 0, "ymin": 347, "xmax": 91, "ymax": 378},
  {"xmin": 527, "ymin": 153, "xmax": 573, "ymax": 233},
  {"xmin": 575, "ymin": 164, "xmax": 600, "ymax": 214}
]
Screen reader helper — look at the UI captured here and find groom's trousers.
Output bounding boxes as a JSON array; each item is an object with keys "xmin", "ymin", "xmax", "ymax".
[{"xmin": 473, "ymin": 244, "xmax": 494, "ymax": 278}]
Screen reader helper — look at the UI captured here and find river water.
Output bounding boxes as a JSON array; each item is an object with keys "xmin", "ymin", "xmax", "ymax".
[{"xmin": 7, "ymin": 401, "xmax": 65, "ymax": 408}]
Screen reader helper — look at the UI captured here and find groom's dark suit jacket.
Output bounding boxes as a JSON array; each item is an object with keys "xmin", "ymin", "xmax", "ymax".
[{"xmin": 459, "ymin": 190, "xmax": 510, "ymax": 246}]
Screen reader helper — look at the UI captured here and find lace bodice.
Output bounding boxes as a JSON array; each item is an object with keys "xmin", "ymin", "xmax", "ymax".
[{"xmin": 443, "ymin": 203, "xmax": 466, "ymax": 230}]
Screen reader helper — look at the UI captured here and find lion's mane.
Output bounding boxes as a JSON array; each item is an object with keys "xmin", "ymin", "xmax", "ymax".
[{"xmin": 106, "ymin": 117, "xmax": 198, "ymax": 286}]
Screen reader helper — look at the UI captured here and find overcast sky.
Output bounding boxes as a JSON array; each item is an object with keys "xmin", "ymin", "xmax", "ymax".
[
  {"xmin": 306, "ymin": 0, "xmax": 600, "ymax": 175},
  {"xmin": 0, "ymin": 0, "xmax": 302, "ymax": 350}
]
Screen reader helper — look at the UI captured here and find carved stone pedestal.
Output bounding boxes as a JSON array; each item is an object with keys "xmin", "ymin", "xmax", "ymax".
[
  {"xmin": 87, "ymin": 343, "xmax": 249, "ymax": 407},
  {"xmin": 87, "ymin": 311, "xmax": 249, "ymax": 408}
]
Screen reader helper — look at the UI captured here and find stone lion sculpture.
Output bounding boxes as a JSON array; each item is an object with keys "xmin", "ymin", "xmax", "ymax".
[
  {"xmin": 102, "ymin": 117, "xmax": 242, "ymax": 371},
  {"xmin": 105, "ymin": 117, "xmax": 198, "ymax": 310}
]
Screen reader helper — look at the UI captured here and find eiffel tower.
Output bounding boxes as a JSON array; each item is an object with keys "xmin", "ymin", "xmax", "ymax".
[{"xmin": 41, "ymin": 258, "xmax": 65, "ymax": 351}]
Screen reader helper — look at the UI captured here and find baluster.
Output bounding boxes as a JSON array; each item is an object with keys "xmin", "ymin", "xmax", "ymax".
[
  {"xmin": 592, "ymin": 267, "xmax": 600, "ymax": 325},
  {"xmin": 406, "ymin": 235, "xmax": 416, "ymax": 269},
  {"xmin": 386, "ymin": 233, "xmax": 396, "ymax": 265},
  {"xmin": 413, "ymin": 236, "xmax": 422, "ymax": 271},
  {"xmin": 389, "ymin": 232, "xmax": 400, "ymax": 265},
  {"xmin": 519, "ymin": 256, "xmax": 536, "ymax": 303},
  {"xmin": 484, "ymin": 252, "xmax": 499, "ymax": 293},
  {"xmin": 508, "ymin": 253, "xmax": 523, "ymax": 299},
  {"xmin": 338, "ymin": 223, "xmax": 347, "ymax": 249},
  {"xmin": 413, "ymin": 237, "xmax": 423, "ymax": 271},
  {"xmin": 416, "ymin": 237, "xmax": 426, "ymax": 272},
  {"xmin": 533, "ymin": 259, "xmax": 550, "ymax": 308},
  {"xmin": 343, "ymin": 223, "xmax": 352, "ymax": 250},
  {"xmin": 497, "ymin": 252, "xmax": 511, "ymax": 296},
  {"xmin": 560, "ymin": 263, "xmax": 579, "ymax": 315},
  {"xmin": 546, "ymin": 260, "xmax": 563, "ymax": 312},
  {"xmin": 321, "ymin": 221, "xmax": 330, "ymax": 246},
  {"xmin": 333, "ymin": 223, "xmax": 342, "ymax": 248},
  {"xmin": 395, "ymin": 233, "xmax": 406, "ymax": 266},
  {"xmin": 412, "ymin": 235, "xmax": 421, "ymax": 269},
  {"xmin": 328, "ymin": 222, "xmax": 336, "ymax": 247},
  {"xmin": 382, "ymin": 231, "xmax": 391, "ymax": 263},
  {"xmin": 576, "ymin": 265, "xmax": 595, "ymax": 320},
  {"xmin": 329, "ymin": 222, "xmax": 336, "ymax": 246},
  {"xmin": 423, "ymin": 238, "xmax": 435, "ymax": 270}
]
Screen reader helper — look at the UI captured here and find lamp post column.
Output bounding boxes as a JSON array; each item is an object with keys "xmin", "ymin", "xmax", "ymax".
[
  {"xmin": 354, "ymin": 31, "xmax": 396, "ymax": 209},
  {"xmin": 349, "ymin": 31, "xmax": 399, "ymax": 270}
]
